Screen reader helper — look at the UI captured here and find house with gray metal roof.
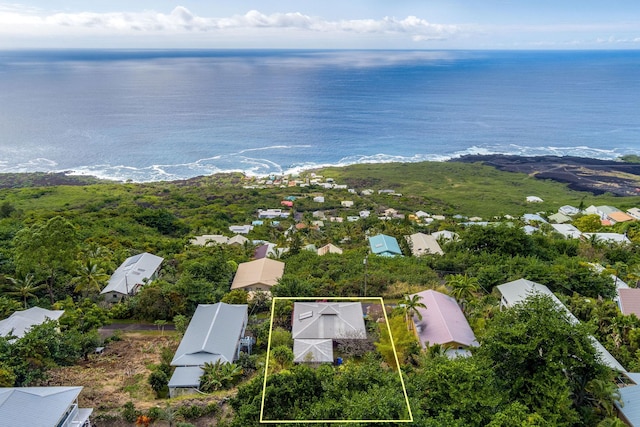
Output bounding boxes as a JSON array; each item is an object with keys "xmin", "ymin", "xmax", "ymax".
[
  {"xmin": 292, "ymin": 302, "xmax": 366, "ymax": 340},
  {"xmin": 496, "ymin": 278, "xmax": 626, "ymax": 373},
  {"xmin": 0, "ymin": 306, "xmax": 64, "ymax": 339},
  {"xmin": 616, "ymin": 373, "xmax": 640, "ymax": 426},
  {"xmin": 100, "ymin": 252, "xmax": 163, "ymax": 302},
  {"xmin": 169, "ymin": 303, "xmax": 248, "ymax": 397},
  {"xmin": 291, "ymin": 302, "xmax": 366, "ymax": 364},
  {"xmin": 0, "ymin": 386, "xmax": 92, "ymax": 427}
]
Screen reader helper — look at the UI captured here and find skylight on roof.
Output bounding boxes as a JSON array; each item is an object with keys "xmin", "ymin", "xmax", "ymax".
[{"xmin": 299, "ymin": 311, "xmax": 313, "ymax": 320}]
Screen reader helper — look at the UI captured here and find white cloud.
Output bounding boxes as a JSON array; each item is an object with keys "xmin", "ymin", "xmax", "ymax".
[{"xmin": 0, "ymin": 5, "xmax": 459, "ymax": 42}]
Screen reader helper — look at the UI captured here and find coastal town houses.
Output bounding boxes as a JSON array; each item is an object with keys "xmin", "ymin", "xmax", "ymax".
[
  {"xmin": 0, "ymin": 386, "xmax": 93, "ymax": 427},
  {"xmin": 169, "ymin": 303, "xmax": 248, "ymax": 397},
  {"xmin": 230, "ymin": 258, "xmax": 285, "ymax": 292},
  {"xmin": 100, "ymin": 252, "xmax": 163, "ymax": 302},
  {"xmin": 291, "ymin": 302, "xmax": 366, "ymax": 364},
  {"xmin": 0, "ymin": 306, "xmax": 64, "ymax": 339},
  {"xmin": 410, "ymin": 290, "xmax": 478, "ymax": 357}
]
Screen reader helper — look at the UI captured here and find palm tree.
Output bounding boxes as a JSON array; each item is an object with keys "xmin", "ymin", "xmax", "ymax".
[
  {"xmin": 72, "ymin": 260, "xmax": 109, "ymax": 297},
  {"xmin": 586, "ymin": 378, "xmax": 622, "ymax": 418},
  {"xmin": 199, "ymin": 360, "xmax": 243, "ymax": 392},
  {"xmin": 446, "ymin": 274, "xmax": 480, "ymax": 311},
  {"xmin": 400, "ymin": 294, "xmax": 426, "ymax": 331},
  {"xmin": 5, "ymin": 274, "xmax": 44, "ymax": 309}
]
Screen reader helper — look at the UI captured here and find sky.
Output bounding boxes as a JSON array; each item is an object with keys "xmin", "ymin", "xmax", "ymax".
[{"xmin": 1, "ymin": 1, "xmax": 639, "ymax": 49}]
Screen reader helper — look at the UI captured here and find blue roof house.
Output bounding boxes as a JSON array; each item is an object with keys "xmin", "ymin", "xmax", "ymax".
[{"xmin": 369, "ymin": 234, "xmax": 402, "ymax": 257}]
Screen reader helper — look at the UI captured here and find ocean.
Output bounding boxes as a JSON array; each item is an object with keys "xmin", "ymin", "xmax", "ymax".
[{"xmin": 0, "ymin": 49, "xmax": 638, "ymax": 182}]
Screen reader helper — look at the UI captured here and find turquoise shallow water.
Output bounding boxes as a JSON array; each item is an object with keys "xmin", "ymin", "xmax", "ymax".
[{"xmin": 0, "ymin": 49, "xmax": 638, "ymax": 181}]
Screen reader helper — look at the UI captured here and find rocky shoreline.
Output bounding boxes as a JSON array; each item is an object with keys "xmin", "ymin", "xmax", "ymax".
[
  {"xmin": 1, "ymin": 155, "xmax": 640, "ymax": 197},
  {"xmin": 451, "ymin": 155, "xmax": 640, "ymax": 197}
]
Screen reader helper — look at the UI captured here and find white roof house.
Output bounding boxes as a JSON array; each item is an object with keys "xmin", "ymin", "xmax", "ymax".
[
  {"xmin": 406, "ymin": 232, "xmax": 444, "ymax": 256},
  {"xmin": 551, "ymin": 224, "xmax": 582, "ymax": 239},
  {"xmin": 0, "ymin": 307, "xmax": 64, "ymax": 339},
  {"xmin": 526, "ymin": 196, "xmax": 543, "ymax": 203},
  {"xmin": 0, "ymin": 386, "xmax": 92, "ymax": 427},
  {"xmin": 100, "ymin": 252, "xmax": 163, "ymax": 301},
  {"xmin": 431, "ymin": 230, "xmax": 458, "ymax": 242},
  {"xmin": 229, "ymin": 225, "xmax": 254, "ymax": 234},
  {"xmin": 496, "ymin": 278, "xmax": 626, "ymax": 372},
  {"xmin": 559, "ymin": 205, "xmax": 580, "ymax": 216},
  {"xmin": 583, "ymin": 233, "xmax": 631, "ymax": 245},
  {"xmin": 169, "ymin": 303, "xmax": 248, "ymax": 396},
  {"xmin": 628, "ymin": 207, "xmax": 640, "ymax": 220}
]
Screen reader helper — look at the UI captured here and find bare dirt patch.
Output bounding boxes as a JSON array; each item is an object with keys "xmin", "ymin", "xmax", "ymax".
[{"xmin": 45, "ymin": 332, "xmax": 230, "ymax": 426}]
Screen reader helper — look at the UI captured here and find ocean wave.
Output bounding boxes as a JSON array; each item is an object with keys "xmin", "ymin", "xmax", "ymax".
[{"xmin": 54, "ymin": 144, "xmax": 636, "ymax": 183}]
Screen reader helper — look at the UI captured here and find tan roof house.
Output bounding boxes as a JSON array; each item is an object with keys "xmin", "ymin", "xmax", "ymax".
[
  {"xmin": 231, "ymin": 258, "xmax": 285, "ymax": 292},
  {"xmin": 317, "ymin": 243, "xmax": 343, "ymax": 256},
  {"xmin": 190, "ymin": 234, "xmax": 229, "ymax": 246},
  {"xmin": 608, "ymin": 211, "xmax": 635, "ymax": 224},
  {"xmin": 228, "ymin": 235, "xmax": 249, "ymax": 247},
  {"xmin": 406, "ymin": 232, "xmax": 444, "ymax": 256}
]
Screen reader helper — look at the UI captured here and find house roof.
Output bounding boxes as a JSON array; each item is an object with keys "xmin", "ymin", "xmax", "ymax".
[
  {"xmin": 523, "ymin": 213, "xmax": 548, "ymax": 224},
  {"xmin": 317, "ymin": 243, "xmax": 343, "ymax": 256},
  {"xmin": 293, "ymin": 338, "xmax": 334, "ymax": 363},
  {"xmin": 369, "ymin": 234, "xmax": 402, "ymax": 257},
  {"xmin": 411, "ymin": 290, "xmax": 478, "ymax": 349},
  {"xmin": 497, "ymin": 278, "xmax": 626, "ymax": 372},
  {"xmin": 254, "ymin": 243, "xmax": 275, "ymax": 259},
  {"xmin": 548, "ymin": 212, "xmax": 572, "ymax": 224},
  {"xmin": 101, "ymin": 252, "xmax": 163, "ymax": 296},
  {"xmin": 292, "ymin": 302, "xmax": 366, "ymax": 340},
  {"xmin": 619, "ymin": 289, "xmax": 640, "ymax": 318},
  {"xmin": 228, "ymin": 234, "xmax": 249, "ymax": 246},
  {"xmin": 583, "ymin": 233, "xmax": 631, "ymax": 244},
  {"xmin": 0, "ymin": 386, "xmax": 91, "ymax": 427},
  {"xmin": 617, "ymin": 383, "xmax": 640, "ymax": 427},
  {"xmin": 171, "ymin": 303, "xmax": 247, "ymax": 367},
  {"xmin": 190, "ymin": 235, "xmax": 228, "ymax": 246},
  {"xmin": 0, "ymin": 307, "xmax": 65, "ymax": 339},
  {"xmin": 231, "ymin": 258, "xmax": 285, "ymax": 290},
  {"xmin": 551, "ymin": 224, "xmax": 582, "ymax": 239},
  {"xmin": 168, "ymin": 366, "xmax": 204, "ymax": 388},
  {"xmin": 431, "ymin": 230, "xmax": 458, "ymax": 241},
  {"xmin": 406, "ymin": 233, "xmax": 444, "ymax": 256},
  {"xmin": 609, "ymin": 211, "xmax": 635, "ymax": 223}
]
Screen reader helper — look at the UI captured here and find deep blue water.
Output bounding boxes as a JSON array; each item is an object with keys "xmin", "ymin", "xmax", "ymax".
[{"xmin": 0, "ymin": 49, "xmax": 638, "ymax": 182}]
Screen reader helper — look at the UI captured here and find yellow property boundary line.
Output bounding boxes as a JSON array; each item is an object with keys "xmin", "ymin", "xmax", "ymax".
[{"xmin": 259, "ymin": 296, "xmax": 413, "ymax": 424}]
